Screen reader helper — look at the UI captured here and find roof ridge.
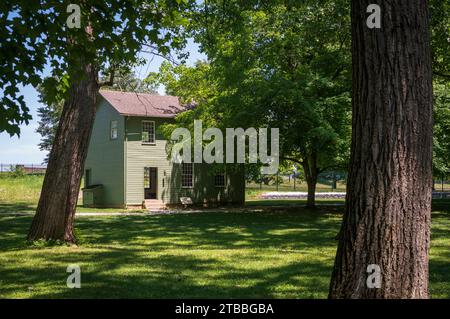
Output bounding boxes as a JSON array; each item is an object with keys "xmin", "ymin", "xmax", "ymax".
[{"xmin": 98, "ymin": 89, "xmax": 179, "ymax": 99}]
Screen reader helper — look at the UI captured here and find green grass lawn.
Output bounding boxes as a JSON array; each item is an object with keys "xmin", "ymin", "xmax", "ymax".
[
  {"xmin": 0, "ymin": 207, "xmax": 449, "ymax": 298},
  {"xmin": 1, "ymin": 175, "xmax": 449, "ymax": 298},
  {"xmin": 0, "ymin": 175, "xmax": 130, "ymax": 214}
]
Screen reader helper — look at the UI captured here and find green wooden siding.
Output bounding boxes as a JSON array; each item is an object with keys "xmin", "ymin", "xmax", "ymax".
[
  {"xmin": 85, "ymin": 99, "xmax": 245, "ymax": 207},
  {"xmin": 125, "ymin": 116, "xmax": 172, "ymax": 205},
  {"xmin": 84, "ymin": 99, "xmax": 125, "ymax": 207},
  {"xmin": 124, "ymin": 116, "xmax": 245, "ymax": 205},
  {"xmin": 166, "ymin": 163, "xmax": 245, "ymax": 205}
]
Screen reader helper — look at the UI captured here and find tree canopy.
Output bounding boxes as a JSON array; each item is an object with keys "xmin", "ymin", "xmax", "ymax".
[
  {"xmin": 149, "ymin": 0, "xmax": 352, "ymax": 206},
  {"xmin": 0, "ymin": 0, "xmax": 193, "ymax": 136}
]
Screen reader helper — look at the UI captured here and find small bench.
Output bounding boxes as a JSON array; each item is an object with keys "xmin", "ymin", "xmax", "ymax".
[{"xmin": 180, "ymin": 197, "xmax": 193, "ymax": 209}]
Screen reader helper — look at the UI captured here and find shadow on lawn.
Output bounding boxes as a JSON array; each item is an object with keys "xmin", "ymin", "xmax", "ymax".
[
  {"xmin": 80, "ymin": 210, "xmax": 340, "ymax": 250},
  {"xmin": 0, "ymin": 210, "xmax": 338, "ymax": 298},
  {"xmin": 0, "ymin": 202, "xmax": 35, "ymax": 215},
  {"xmin": 1, "ymin": 208, "xmax": 449, "ymax": 298}
]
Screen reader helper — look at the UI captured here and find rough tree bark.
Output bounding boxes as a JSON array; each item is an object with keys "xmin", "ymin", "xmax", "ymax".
[
  {"xmin": 27, "ymin": 62, "xmax": 99, "ymax": 243},
  {"xmin": 329, "ymin": 0, "xmax": 433, "ymax": 298}
]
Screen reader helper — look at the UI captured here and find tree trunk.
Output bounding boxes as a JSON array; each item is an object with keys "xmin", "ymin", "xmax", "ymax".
[
  {"xmin": 28, "ymin": 62, "xmax": 98, "ymax": 243},
  {"xmin": 306, "ymin": 176, "xmax": 317, "ymax": 208},
  {"xmin": 329, "ymin": 0, "xmax": 433, "ymax": 298},
  {"xmin": 302, "ymin": 159, "xmax": 318, "ymax": 208}
]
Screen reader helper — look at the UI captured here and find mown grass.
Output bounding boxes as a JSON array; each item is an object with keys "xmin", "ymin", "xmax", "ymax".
[
  {"xmin": 0, "ymin": 207, "xmax": 449, "ymax": 298},
  {"xmin": 0, "ymin": 175, "xmax": 125, "ymax": 213},
  {"xmin": 0, "ymin": 175, "xmax": 449, "ymax": 298}
]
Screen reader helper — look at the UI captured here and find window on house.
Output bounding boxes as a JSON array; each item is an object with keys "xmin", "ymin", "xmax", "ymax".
[
  {"xmin": 214, "ymin": 173, "xmax": 226, "ymax": 187},
  {"xmin": 181, "ymin": 163, "xmax": 193, "ymax": 188},
  {"xmin": 110, "ymin": 120, "xmax": 118, "ymax": 140},
  {"xmin": 142, "ymin": 121, "xmax": 155, "ymax": 143}
]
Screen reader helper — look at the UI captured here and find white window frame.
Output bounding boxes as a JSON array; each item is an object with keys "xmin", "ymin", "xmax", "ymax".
[
  {"xmin": 110, "ymin": 120, "xmax": 118, "ymax": 140},
  {"xmin": 181, "ymin": 163, "xmax": 194, "ymax": 188},
  {"xmin": 142, "ymin": 120, "xmax": 156, "ymax": 144}
]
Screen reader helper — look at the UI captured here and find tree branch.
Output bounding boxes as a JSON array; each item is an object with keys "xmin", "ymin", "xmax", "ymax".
[
  {"xmin": 98, "ymin": 67, "xmax": 116, "ymax": 87},
  {"xmin": 140, "ymin": 43, "xmax": 181, "ymax": 66},
  {"xmin": 281, "ymin": 156, "xmax": 304, "ymax": 165}
]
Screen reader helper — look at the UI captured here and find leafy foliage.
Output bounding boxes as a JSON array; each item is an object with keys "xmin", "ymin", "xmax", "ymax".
[
  {"xmin": 0, "ymin": 0, "xmax": 194, "ymax": 135},
  {"xmin": 430, "ymin": 0, "xmax": 450, "ymax": 80},
  {"xmin": 433, "ymin": 81, "xmax": 450, "ymax": 176},
  {"xmin": 151, "ymin": 0, "xmax": 352, "ymax": 202}
]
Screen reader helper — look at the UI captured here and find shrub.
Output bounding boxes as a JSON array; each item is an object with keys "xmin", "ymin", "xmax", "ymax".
[{"xmin": 10, "ymin": 165, "xmax": 26, "ymax": 178}]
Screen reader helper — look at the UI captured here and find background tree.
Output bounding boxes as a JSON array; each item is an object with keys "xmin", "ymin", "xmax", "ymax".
[
  {"xmin": 151, "ymin": 0, "xmax": 352, "ymax": 207},
  {"xmin": 433, "ymin": 82, "xmax": 450, "ymax": 187},
  {"xmin": 329, "ymin": 0, "xmax": 433, "ymax": 298},
  {"xmin": 36, "ymin": 95, "xmax": 63, "ymax": 163},
  {"xmin": 429, "ymin": 0, "xmax": 450, "ymax": 81}
]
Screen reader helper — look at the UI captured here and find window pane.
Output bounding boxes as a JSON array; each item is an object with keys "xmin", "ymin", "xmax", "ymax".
[
  {"xmin": 144, "ymin": 167, "xmax": 150, "ymax": 188},
  {"xmin": 214, "ymin": 173, "xmax": 225, "ymax": 187},
  {"xmin": 181, "ymin": 163, "xmax": 193, "ymax": 187},
  {"xmin": 111, "ymin": 121, "xmax": 118, "ymax": 139},
  {"xmin": 142, "ymin": 121, "xmax": 155, "ymax": 143}
]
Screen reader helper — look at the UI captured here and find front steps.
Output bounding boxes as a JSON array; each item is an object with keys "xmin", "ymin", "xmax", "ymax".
[{"xmin": 144, "ymin": 199, "xmax": 166, "ymax": 212}]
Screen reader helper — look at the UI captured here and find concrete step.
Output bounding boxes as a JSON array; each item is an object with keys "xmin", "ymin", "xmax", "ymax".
[{"xmin": 144, "ymin": 200, "xmax": 166, "ymax": 211}]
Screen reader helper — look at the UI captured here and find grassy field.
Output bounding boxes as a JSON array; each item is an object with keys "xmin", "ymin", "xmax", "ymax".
[
  {"xmin": 0, "ymin": 175, "xmax": 130, "ymax": 213},
  {"xmin": 0, "ymin": 175, "xmax": 449, "ymax": 298},
  {"xmin": 0, "ymin": 208, "xmax": 449, "ymax": 298}
]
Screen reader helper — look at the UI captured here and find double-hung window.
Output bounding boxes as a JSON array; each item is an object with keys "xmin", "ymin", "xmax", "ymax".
[
  {"xmin": 142, "ymin": 121, "xmax": 155, "ymax": 144},
  {"xmin": 181, "ymin": 163, "xmax": 193, "ymax": 188},
  {"xmin": 214, "ymin": 173, "xmax": 226, "ymax": 187}
]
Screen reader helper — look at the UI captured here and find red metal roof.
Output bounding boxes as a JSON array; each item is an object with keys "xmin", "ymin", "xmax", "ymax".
[{"xmin": 99, "ymin": 90, "xmax": 185, "ymax": 118}]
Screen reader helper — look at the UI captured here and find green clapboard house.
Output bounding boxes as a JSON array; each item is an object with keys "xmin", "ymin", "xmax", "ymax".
[{"xmin": 83, "ymin": 90, "xmax": 245, "ymax": 209}]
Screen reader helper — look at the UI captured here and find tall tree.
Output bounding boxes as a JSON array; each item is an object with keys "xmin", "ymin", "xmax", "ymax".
[
  {"xmin": 162, "ymin": 0, "xmax": 352, "ymax": 207},
  {"xmin": 329, "ymin": 0, "xmax": 433, "ymax": 298},
  {"xmin": 0, "ymin": 1, "xmax": 194, "ymax": 243}
]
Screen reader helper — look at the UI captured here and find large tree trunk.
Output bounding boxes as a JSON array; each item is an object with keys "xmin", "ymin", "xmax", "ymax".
[
  {"xmin": 302, "ymin": 155, "xmax": 318, "ymax": 208},
  {"xmin": 329, "ymin": 0, "xmax": 433, "ymax": 298},
  {"xmin": 28, "ymin": 62, "xmax": 98, "ymax": 243}
]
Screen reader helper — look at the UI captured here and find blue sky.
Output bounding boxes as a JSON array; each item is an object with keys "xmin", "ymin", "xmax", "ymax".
[{"xmin": 0, "ymin": 40, "xmax": 206, "ymax": 165}]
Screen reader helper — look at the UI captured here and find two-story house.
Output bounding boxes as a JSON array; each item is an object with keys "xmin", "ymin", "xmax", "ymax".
[{"xmin": 83, "ymin": 90, "xmax": 245, "ymax": 209}]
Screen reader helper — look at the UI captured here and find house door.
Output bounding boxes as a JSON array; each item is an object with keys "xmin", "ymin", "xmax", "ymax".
[{"xmin": 144, "ymin": 167, "xmax": 157, "ymax": 199}]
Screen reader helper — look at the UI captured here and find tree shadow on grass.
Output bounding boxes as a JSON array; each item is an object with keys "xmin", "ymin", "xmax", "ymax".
[
  {"xmin": 73, "ymin": 211, "xmax": 341, "ymax": 251},
  {"xmin": 1, "ymin": 208, "xmax": 449, "ymax": 298},
  {"xmin": 0, "ymin": 202, "xmax": 35, "ymax": 215},
  {"xmin": 0, "ymin": 210, "xmax": 338, "ymax": 298},
  {"xmin": 0, "ymin": 251, "xmax": 333, "ymax": 298}
]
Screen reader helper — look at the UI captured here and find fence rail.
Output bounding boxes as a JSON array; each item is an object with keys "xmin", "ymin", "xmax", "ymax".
[
  {"xmin": 0, "ymin": 164, "xmax": 47, "ymax": 174},
  {"xmin": 246, "ymin": 172, "xmax": 450, "ymax": 194}
]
